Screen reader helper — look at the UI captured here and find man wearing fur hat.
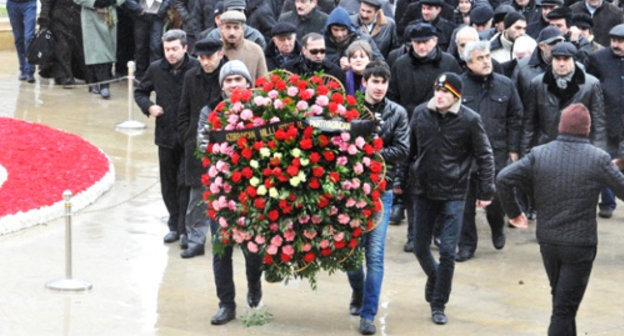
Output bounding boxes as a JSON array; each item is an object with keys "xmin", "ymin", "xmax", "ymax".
[
  {"xmin": 196, "ymin": 60, "xmax": 263, "ymax": 326},
  {"xmin": 349, "ymin": 0, "xmax": 400, "ymax": 58},
  {"xmin": 522, "ymin": 42, "xmax": 606, "ymax": 155},
  {"xmin": 497, "ymin": 103, "xmax": 624, "ymax": 336},
  {"xmin": 408, "ymin": 72, "xmax": 495, "ymax": 325}
]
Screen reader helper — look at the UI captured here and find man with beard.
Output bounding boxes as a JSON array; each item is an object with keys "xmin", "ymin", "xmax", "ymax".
[
  {"xmin": 388, "ymin": 22, "xmax": 461, "ymax": 252},
  {"xmin": 264, "ymin": 23, "xmax": 301, "ymax": 71},
  {"xmin": 279, "ymin": 0, "xmax": 328, "ymax": 43},
  {"xmin": 284, "ymin": 32, "xmax": 346, "ymax": 85},
  {"xmin": 219, "ymin": 10, "xmax": 267, "ymax": 83},
  {"xmin": 135, "ymin": 29, "xmax": 199, "ymax": 248},
  {"xmin": 349, "ymin": 0, "xmax": 400, "ymax": 58},
  {"xmin": 587, "ymin": 24, "xmax": 624, "ymax": 218},
  {"xmin": 456, "ymin": 40, "xmax": 523, "ymax": 262},
  {"xmin": 177, "ymin": 37, "xmax": 227, "ymax": 259},
  {"xmin": 489, "ymin": 12, "xmax": 528, "ymax": 63}
]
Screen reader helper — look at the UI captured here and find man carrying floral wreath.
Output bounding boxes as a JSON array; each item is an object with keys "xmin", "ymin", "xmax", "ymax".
[{"xmin": 346, "ymin": 60, "xmax": 410, "ymax": 335}]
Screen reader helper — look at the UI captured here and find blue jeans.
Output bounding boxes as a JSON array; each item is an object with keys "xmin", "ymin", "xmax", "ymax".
[
  {"xmin": 347, "ymin": 191, "xmax": 393, "ymax": 320},
  {"xmin": 412, "ymin": 196, "xmax": 465, "ymax": 310},
  {"xmin": 7, "ymin": 0, "xmax": 36, "ymax": 76}
]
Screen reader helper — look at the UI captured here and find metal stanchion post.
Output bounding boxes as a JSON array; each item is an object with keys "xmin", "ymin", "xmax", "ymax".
[
  {"xmin": 116, "ymin": 61, "xmax": 146, "ymax": 130},
  {"xmin": 45, "ymin": 190, "xmax": 93, "ymax": 291}
]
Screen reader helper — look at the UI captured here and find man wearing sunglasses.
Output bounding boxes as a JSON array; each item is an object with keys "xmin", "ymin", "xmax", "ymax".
[{"xmin": 284, "ymin": 32, "xmax": 346, "ymax": 86}]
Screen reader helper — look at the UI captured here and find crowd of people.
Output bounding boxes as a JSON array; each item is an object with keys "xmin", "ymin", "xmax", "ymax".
[{"xmin": 7, "ymin": 0, "xmax": 624, "ymax": 334}]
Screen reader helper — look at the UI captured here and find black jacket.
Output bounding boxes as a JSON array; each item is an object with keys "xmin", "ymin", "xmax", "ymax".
[
  {"xmin": 278, "ymin": 8, "xmax": 329, "ymax": 43},
  {"xmin": 177, "ymin": 57, "xmax": 226, "ymax": 186},
  {"xmin": 408, "ymin": 99, "xmax": 495, "ymax": 201},
  {"xmin": 461, "ymin": 71, "xmax": 524, "ymax": 171},
  {"xmin": 522, "ymin": 67, "xmax": 607, "ymax": 154},
  {"xmin": 388, "ymin": 47, "xmax": 462, "ymax": 117},
  {"xmin": 497, "ymin": 135, "xmax": 624, "ymax": 246},
  {"xmin": 516, "ymin": 48, "xmax": 549, "ymax": 101},
  {"xmin": 283, "ymin": 55, "xmax": 347, "ymax": 87},
  {"xmin": 247, "ymin": 0, "xmax": 278, "ymax": 42},
  {"xmin": 173, "ymin": 0, "xmax": 200, "ymax": 40},
  {"xmin": 192, "ymin": 0, "xmax": 215, "ymax": 33},
  {"xmin": 526, "ymin": 17, "xmax": 548, "ymax": 40},
  {"xmin": 587, "ymin": 47, "xmax": 624, "ymax": 140},
  {"xmin": 349, "ymin": 11, "xmax": 400, "ymax": 58},
  {"xmin": 364, "ymin": 98, "xmax": 411, "ymax": 188},
  {"xmin": 265, "ymin": 39, "xmax": 302, "ymax": 71},
  {"xmin": 134, "ymin": 54, "xmax": 199, "ymax": 148},
  {"xmin": 398, "ymin": 8, "xmax": 456, "ymax": 51},
  {"xmin": 570, "ymin": 1, "xmax": 624, "ymax": 47}
]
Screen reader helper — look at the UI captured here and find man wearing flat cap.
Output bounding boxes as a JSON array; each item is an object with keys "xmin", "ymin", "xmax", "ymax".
[
  {"xmin": 470, "ymin": 4, "xmax": 494, "ymax": 33},
  {"xmin": 408, "ymin": 71, "xmax": 495, "ymax": 325},
  {"xmin": 526, "ymin": 0, "xmax": 562, "ymax": 39},
  {"xmin": 587, "ymin": 23, "xmax": 624, "ymax": 218},
  {"xmin": 177, "ymin": 37, "xmax": 228, "ymax": 259},
  {"xmin": 522, "ymin": 42, "xmax": 606, "ymax": 156},
  {"xmin": 389, "ymin": 22, "xmax": 461, "ymax": 252},
  {"xmin": 571, "ymin": 13, "xmax": 603, "ymax": 53},
  {"xmin": 489, "ymin": 11, "xmax": 528, "ymax": 63},
  {"xmin": 349, "ymin": 0, "xmax": 400, "ymax": 58},
  {"xmin": 264, "ymin": 22, "xmax": 302, "ymax": 71},
  {"xmin": 516, "ymin": 26, "xmax": 564, "ymax": 100},
  {"xmin": 570, "ymin": 0, "xmax": 624, "ymax": 47},
  {"xmin": 278, "ymin": 0, "xmax": 329, "ymax": 44},
  {"xmin": 545, "ymin": 7, "xmax": 593, "ymax": 65},
  {"xmin": 199, "ymin": 0, "xmax": 267, "ymax": 50},
  {"xmin": 398, "ymin": 0, "xmax": 456, "ymax": 51}
]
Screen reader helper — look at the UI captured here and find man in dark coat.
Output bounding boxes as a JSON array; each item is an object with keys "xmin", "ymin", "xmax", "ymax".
[
  {"xmin": 587, "ymin": 24, "xmax": 624, "ymax": 218},
  {"xmin": 349, "ymin": 0, "xmax": 400, "ymax": 58},
  {"xmin": 134, "ymin": 30, "xmax": 199, "ymax": 246},
  {"xmin": 278, "ymin": 0, "xmax": 328, "ymax": 43},
  {"xmin": 177, "ymin": 37, "xmax": 227, "ymax": 258},
  {"xmin": 522, "ymin": 42, "xmax": 606, "ymax": 155},
  {"xmin": 283, "ymin": 32, "xmax": 346, "ymax": 85},
  {"xmin": 173, "ymin": 0, "xmax": 201, "ymax": 49},
  {"xmin": 398, "ymin": 0, "xmax": 456, "ymax": 51},
  {"xmin": 265, "ymin": 23, "xmax": 302, "ymax": 71},
  {"xmin": 280, "ymin": 0, "xmax": 335, "ymax": 14},
  {"xmin": 526, "ymin": 0, "xmax": 562, "ymax": 39},
  {"xmin": 246, "ymin": 0, "xmax": 278, "ymax": 42},
  {"xmin": 388, "ymin": 23, "xmax": 461, "ymax": 251},
  {"xmin": 512, "ymin": 0, "xmax": 540, "ymax": 25},
  {"xmin": 570, "ymin": 0, "xmax": 624, "ymax": 47},
  {"xmin": 456, "ymin": 40, "xmax": 523, "ymax": 262},
  {"xmin": 544, "ymin": 7, "xmax": 592, "ymax": 66},
  {"xmin": 409, "ymin": 72, "xmax": 495, "ymax": 325},
  {"xmin": 497, "ymin": 103, "xmax": 624, "ymax": 336}
]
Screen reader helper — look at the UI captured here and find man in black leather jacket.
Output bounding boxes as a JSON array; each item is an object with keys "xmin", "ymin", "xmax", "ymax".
[{"xmin": 408, "ymin": 72, "xmax": 495, "ymax": 325}]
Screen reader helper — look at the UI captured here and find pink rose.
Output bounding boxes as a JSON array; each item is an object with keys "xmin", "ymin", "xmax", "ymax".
[
  {"xmin": 301, "ymin": 243, "xmax": 312, "ymax": 252},
  {"xmin": 216, "ymin": 160, "xmax": 228, "ymax": 172},
  {"xmin": 284, "ymin": 229, "xmax": 296, "ymax": 242},
  {"xmin": 240, "ymin": 108, "xmax": 253, "ymax": 121},
  {"xmin": 230, "ymin": 101, "xmax": 244, "ymax": 113},
  {"xmin": 227, "ymin": 114, "xmax": 239, "ymax": 125},
  {"xmin": 233, "ymin": 231, "xmax": 245, "ymax": 244},
  {"xmin": 298, "ymin": 214, "xmax": 310, "ymax": 224},
  {"xmin": 253, "ymin": 95, "xmax": 266, "ymax": 106},
  {"xmin": 351, "ymin": 178, "xmax": 361, "ymax": 189},
  {"xmin": 209, "ymin": 183, "xmax": 220, "ymax": 194},
  {"xmin": 363, "ymin": 183, "xmax": 371, "ymax": 195},
  {"xmin": 287, "ymin": 86, "xmax": 299, "ymax": 97},
  {"xmin": 310, "ymin": 104, "xmax": 323, "ymax": 115},
  {"xmin": 254, "ymin": 235, "xmax": 265, "ymax": 245},
  {"xmin": 269, "ymin": 223, "xmax": 279, "ymax": 231},
  {"xmin": 341, "ymin": 132, "xmax": 351, "ymax": 142},
  {"xmin": 363, "ymin": 157, "xmax": 371, "ymax": 166},
  {"xmin": 353, "ymin": 162, "xmax": 364, "ymax": 175},
  {"xmin": 227, "ymin": 199, "xmax": 236, "ymax": 209},
  {"xmin": 337, "ymin": 156, "xmax": 348, "ymax": 165},
  {"xmin": 270, "ymin": 235, "xmax": 283, "ymax": 247},
  {"xmin": 219, "ymin": 217, "xmax": 228, "ymax": 228},
  {"xmin": 282, "ymin": 244, "xmax": 294, "ymax": 256},
  {"xmin": 311, "ymin": 215, "xmax": 322, "ymax": 224},
  {"xmin": 351, "ymin": 218, "xmax": 361, "ymax": 228},
  {"xmin": 333, "ymin": 232, "xmax": 345, "ymax": 242},
  {"xmin": 223, "ymin": 184, "xmax": 233, "ymax": 194},
  {"xmin": 356, "ymin": 200, "xmax": 367, "ymax": 208},
  {"xmin": 341, "ymin": 181, "xmax": 352, "ymax": 190},
  {"xmin": 252, "ymin": 117, "xmax": 266, "ymax": 127},
  {"xmin": 268, "ymin": 90, "xmax": 279, "ymax": 99},
  {"xmin": 270, "ymin": 116, "xmax": 281, "ymax": 124},
  {"xmin": 304, "ymin": 230, "xmax": 317, "ymax": 239},
  {"xmin": 208, "ymin": 165, "xmax": 218, "ymax": 178},
  {"xmin": 237, "ymin": 217, "xmax": 246, "ymax": 226},
  {"xmin": 338, "ymin": 214, "xmax": 350, "ymax": 224},
  {"xmin": 347, "ymin": 144, "xmax": 359, "ymax": 155},
  {"xmin": 319, "ymin": 239, "xmax": 330, "ymax": 249},
  {"xmin": 296, "ymin": 100, "xmax": 309, "ymax": 111},
  {"xmin": 247, "ymin": 241, "xmax": 259, "ymax": 253},
  {"xmin": 266, "ymin": 244, "xmax": 278, "ymax": 255},
  {"xmin": 337, "ymin": 104, "xmax": 346, "ymax": 115},
  {"xmin": 355, "ymin": 136, "xmax": 366, "ymax": 149},
  {"xmin": 273, "ymin": 99, "xmax": 285, "ymax": 109},
  {"xmin": 346, "ymin": 198, "xmax": 356, "ymax": 207},
  {"xmin": 330, "ymin": 206, "xmax": 339, "ymax": 216},
  {"xmin": 315, "ymin": 95, "xmax": 329, "ymax": 106}
]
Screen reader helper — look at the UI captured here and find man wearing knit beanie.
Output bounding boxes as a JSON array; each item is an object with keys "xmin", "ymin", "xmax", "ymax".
[
  {"xmin": 490, "ymin": 11, "xmax": 528, "ymax": 63},
  {"xmin": 218, "ymin": 59, "xmax": 252, "ymax": 95},
  {"xmin": 497, "ymin": 102, "xmax": 624, "ymax": 336},
  {"xmin": 409, "ymin": 72, "xmax": 495, "ymax": 325}
]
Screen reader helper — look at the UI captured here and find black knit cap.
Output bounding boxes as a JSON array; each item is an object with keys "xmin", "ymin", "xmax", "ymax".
[
  {"xmin": 271, "ymin": 22, "xmax": 296, "ymax": 37},
  {"xmin": 194, "ymin": 37, "xmax": 223, "ymax": 56},
  {"xmin": 434, "ymin": 72, "xmax": 463, "ymax": 99},
  {"xmin": 493, "ymin": 4, "xmax": 514, "ymax": 23},
  {"xmin": 504, "ymin": 11, "xmax": 525, "ymax": 29}
]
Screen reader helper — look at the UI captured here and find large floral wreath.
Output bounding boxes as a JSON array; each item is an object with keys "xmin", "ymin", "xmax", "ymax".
[{"xmin": 201, "ymin": 70, "xmax": 386, "ymax": 287}]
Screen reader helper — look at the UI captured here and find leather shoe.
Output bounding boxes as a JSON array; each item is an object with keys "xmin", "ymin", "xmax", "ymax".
[
  {"xmin": 403, "ymin": 240, "xmax": 414, "ymax": 252},
  {"xmin": 455, "ymin": 249, "xmax": 473, "ymax": 262},
  {"xmin": 425, "ymin": 276, "xmax": 436, "ymax": 303},
  {"xmin": 26, "ymin": 73, "xmax": 35, "ymax": 83},
  {"xmin": 431, "ymin": 309, "xmax": 447, "ymax": 325},
  {"xmin": 247, "ymin": 281, "xmax": 262, "ymax": 308},
  {"xmin": 180, "ymin": 244, "xmax": 204, "ymax": 258},
  {"xmin": 349, "ymin": 290, "xmax": 363, "ymax": 316},
  {"xmin": 492, "ymin": 233, "xmax": 506, "ymax": 250},
  {"xmin": 598, "ymin": 208, "xmax": 613, "ymax": 219},
  {"xmin": 210, "ymin": 306, "xmax": 235, "ymax": 325},
  {"xmin": 88, "ymin": 85, "xmax": 100, "ymax": 94},
  {"xmin": 100, "ymin": 87, "xmax": 111, "ymax": 99},
  {"xmin": 359, "ymin": 318, "xmax": 376, "ymax": 335},
  {"xmin": 179, "ymin": 234, "xmax": 188, "ymax": 249},
  {"xmin": 389, "ymin": 204, "xmax": 405, "ymax": 225},
  {"xmin": 163, "ymin": 231, "xmax": 179, "ymax": 243}
]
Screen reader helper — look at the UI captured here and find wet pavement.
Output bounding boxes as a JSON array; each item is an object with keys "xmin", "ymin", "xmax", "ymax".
[{"xmin": 1, "ymin": 50, "xmax": 624, "ymax": 336}]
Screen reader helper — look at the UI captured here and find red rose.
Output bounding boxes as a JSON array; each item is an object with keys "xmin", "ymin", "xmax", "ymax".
[
  {"xmin": 231, "ymin": 171, "xmax": 242, "ymax": 183},
  {"xmin": 262, "ymin": 82, "xmax": 273, "ymax": 92},
  {"xmin": 240, "ymin": 89, "xmax": 252, "ymax": 102},
  {"xmin": 241, "ymin": 147, "xmax": 253, "ymax": 160},
  {"xmin": 286, "ymin": 165, "xmax": 299, "ymax": 177},
  {"xmin": 268, "ymin": 140, "xmax": 276, "ymax": 149},
  {"xmin": 318, "ymin": 195, "xmax": 329, "ymax": 208},
  {"xmin": 270, "ymin": 156, "xmax": 280, "ymax": 166},
  {"xmin": 246, "ymin": 186, "xmax": 257, "ymax": 197},
  {"xmin": 230, "ymin": 88, "xmax": 241, "ymax": 103},
  {"xmin": 331, "ymin": 92, "xmax": 344, "ymax": 104},
  {"xmin": 241, "ymin": 167, "xmax": 253, "ymax": 179},
  {"xmin": 208, "ymin": 111, "xmax": 222, "ymax": 129},
  {"xmin": 238, "ymin": 192, "xmax": 247, "ymax": 204},
  {"xmin": 370, "ymin": 160, "xmax": 383, "ymax": 173},
  {"xmin": 304, "ymin": 252, "xmax": 317, "ymax": 262},
  {"xmin": 275, "ymin": 128, "xmax": 287, "ymax": 140},
  {"xmin": 316, "ymin": 85, "xmax": 329, "ymax": 95},
  {"xmin": 303, "ymin": 126, "xmax": 314, "ymax": 138},
  {"xmin": 287, "ymin": 125, "xmax": 298, "ymax": 140},
  {"xmin": 230, "ymin": 152, "xmax": 240, "ymax": 165},
  {"xmin": 346, "ymin": 95, "xmax": 357, "ymax": 106},
  {"xmin": 371, "ymin": 173, "xmax": 380, "ymax": 183},
  {"xmin": 270, "ymin": 74, "xmax": 280, "ymax": 83},
  {"xmin": 215, "ymin": 101, "xmax": 225, "ymax": 112},
  {"xmin": 237, "ymin": 137, "xmax": 248, "ymax": 148},
  {"xmin": 299, "ymin": 89, "xmax": 312, "ymax": 100},
  {"xmin": 201, "ymin": 174, "xmax": 209, "ymax": 186},
  {"xmin": 328, "ymin": 80, "xmax": 341, "ymax": 90},
  {"xmin": 275, "ymin": 80, "xmax": 287, "ymax": 90},
  {"xmin": 291, "ymin": 157, "xmax": 301, "ymax": 167},
  {"xmin": 280, "ymin": 253, "xmax": 292, "ymax": 262},
  {"xmin": 318, "ymin": 135, "xmax": 329, "ymax": 147},
  {"xmin": 272, "ymin": 166, "xmax": 283, "ymax": 176},
  {"xmin": 348, "ymin": 238, "xmax": 358, "ymax": 249},
  {"xmin": 289, "ymin": 194, "xmax": 297, "ymax": 202},
  {"xmin": 263, "ymin": 254, "xmax": 273, "ymax": 264},
  {"xmin": 309, "ymin": 152, "xmax": 321, "ymax": 163},
  {"xmin": 328, "ymin": 102, "xmax": 338, "ymax": 114},
  {"xmin": 371, "ymin": 190, "xmax": 381, "ymax": 201},
  {"xmin": 289, "ymin": 74, "xmax": 300, "ymax": 84},
  {"xmin": 255, "ymin": 76, "xmax": 267, "ymax": 87},
  {"xmin": 268, "ymin": 209, "xmax": 279, "ymax": 221},
  {"xmin": 207, "ymin": 209, "xmax": 216, "ymax": 220},
  {"xmin": 329, "ymin": 172, "xmax": 340, "ymax": 183},
  {"xmin": 310, "ymin": 75, "xmax": 323, "ymax": 85},
  {"xmin": 253, "ymin": 140, "xmax": 265, "ymax": 151},
  {"xmin": 254, "ymin": 197, "xmax": 266, "ymax": 209},
  {"xmin": 263, "ymin": 168, "xmax": 273, "ymax": 176},
  {"xmin": 202, "ymin": 157, "xmax": 211, "ymax": 168},
  {"xmin": 308, "ymin": 177, "xmax": 320, "ymax": 189},
  {"xmin": 320, "ymin": 248, "xmax": 332, "ymax": 257},
  {"xmin": 373, "ymin": 200, "xmax": 382, "ymax": 212},
  {"xmin": 367, "ymin": 219, "xmax": 374, "ymax": 230},
  {"xmin": 363, "ymin": 144, "xmax": 374, "ymax": 156},
  {"xmin": 352, "ymin": 227, "xmax": 362, "ymax": 238},
  {"xmin": 264, "ymin": 178, "xmax": 273, "ymax": 188},
  {"xmin": 312, "ymin": 166, "xmax": 325, "ymax": 177},
  {"xmin": 300, "ymin": 138, "xmax": 313, "ymax": 150},
  {"xmin": 362, "ymin": 209, "xmax": 372, "ymax": 218},
  {"xmin": 373, "ymin": 137, "xmax": 384, "ymax": 151},
  {"xmin": 379, "ymin": 179, "xmax": 387, "ymax": 191},
  {"xmin": 323, "ymin": 150, "xmax": 335, "ymax": 161},
  {"xmin": 334, "ymin": 240, "xmax": 347, "ymax": 249}
]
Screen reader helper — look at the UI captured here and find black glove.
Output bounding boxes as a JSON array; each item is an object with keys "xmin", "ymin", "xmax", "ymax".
[
  {"xmin": 94, "ymin": 0, "xmax": 116, "ymax": 8},
  {"xmin": 350, "ymin": 120, "xmax": 378, "ymax": 137}
]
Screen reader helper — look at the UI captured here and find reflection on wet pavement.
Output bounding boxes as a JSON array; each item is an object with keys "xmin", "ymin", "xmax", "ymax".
[{"xmin": 1, "ymin": 51, "xmax": 623, "ymax": 336}]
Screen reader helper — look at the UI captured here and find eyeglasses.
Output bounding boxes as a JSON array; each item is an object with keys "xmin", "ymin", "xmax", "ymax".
[{"xmin": 308, "ymin": 48, "xmax": 326, "ymax": 55}]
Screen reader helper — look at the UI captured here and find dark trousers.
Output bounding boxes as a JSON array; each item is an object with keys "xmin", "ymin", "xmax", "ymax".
[
  {"xmin": 412, "ymin": 196, "xmax": 465, "ymax": 310},
  {"xmin": 87, "ymin": 63, "xmax": 113, "ymax": 89},
  {"xmin": 459, "ymin": 175, "xmax": 505, "ymax": 252},
  {"xmin": 209, "ymin": 219, "xmax": 263, "ymax": 309},
  {"xmin": 158, "ymin": 145, "xmax": 188, "ymax": 233},
  {"xmin": 540, "ymin": 244, "xmax": 596, "ymax": 336},
  {"xmin": 134, "ymin": 14, "xmax": 164, "ymax": 78}
]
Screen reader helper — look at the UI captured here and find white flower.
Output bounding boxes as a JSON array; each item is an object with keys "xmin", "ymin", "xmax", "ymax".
[
  {"xmin": 250, "ymin": 177, "xmax": 260, "ymax": 187},
  {"xmin": 300, "ymin": 158, "xmax": 310, "ymax": 166},
  {"xmin": 250, "ymin": 160, "xmax": 259, "ymax": 169},
  {"xmin": 269, "ymin": 187, "xmax": 279, "ymax": 199},
  {"xmin": 257, "ymin": 185, "xmax": 267, "ymax": 195},
  {"xmin": 289, "ymin": 176, "xmax": 301, "ymax": 187},
  {"xmin": 260, "ymin": 147, "xmax": 271, "ymax": 157},
  {"xmin": 291, "ymin": 148, "xmax": 302, "ymax": 158},
  {"xmin": 297, "ymin": 170, "xmax": 307, "ymax": 182}
]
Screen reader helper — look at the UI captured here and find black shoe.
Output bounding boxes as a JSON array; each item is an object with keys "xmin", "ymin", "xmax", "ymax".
[
  {"xmin": 598, "ymin": 208, "xmax": 613, "ymax": 219},
  {"xmin": 425, "ymin": 276, "xmax": 435, "ymax": 303},
  {"xmin": 100, "ymin": 87, "xmax": 110, "ymax": 99},
  {"xmin": 247, "ymin": 281, "xmax": 262, "ymax": 308},
  {"xmin": 61, "ymin": 77, "xmax": 75, "ymax": 89},
  {"xmin": 455, "ymin": 249, "xmax": 473, "ymax": 262},
  {"xmin": 431, "ymin": 309, "xmax": 447, "ymax": 325},
  {"xmin": 88, "ymin": 85, "xmax": 100, "ymax": 94},
  {"xmin": 403, "ymin": 240, "xmax": 414, "ymax": 252},
  {"xmin": 163, "ymin": 231, "xmax": 179, "ymax": 243},
  {"xmin": 526, "ymin": 210, "xmax": 537, "ymax": 220},
  {"xmin": 492, "ymin": 233, "xmax": 506, "ymax": 250},
  {"xmin": 349, "ymin": 290, "xmax": 363, "ymax": 316},
  {"xmin": 180, "ymin": 244, "xmax": 204, "ymax": 258},
  {"xmin": 359, "ymin": 318, "xmax": 376, "ymax": 335},
  {"xmin": 389, "ymin": 204, "xmax": 405, "ymax": 225},
  {"xmin": 179, "ymin": 234, "xmax": 188, "ymax": 249},
  {"xmin": 26, "ymin": 73, "xmax": 35, "ymax": 83},
  {"xmin": 210, "ymin": 307, "xmax": 235, "ymax": 325},
  {"xmin": 19, "ymin": 73, "xmax": 27, "ymax": 81}
]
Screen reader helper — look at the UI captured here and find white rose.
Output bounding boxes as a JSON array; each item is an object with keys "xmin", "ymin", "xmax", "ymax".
[
  {"xmin": 260, "ymin": 148, "xmax": 271, "ymax": 157},
  {"xmin": 257, "ymin": 185, "xmax": 267, "ymax": 195},
  {"xmin": 250, "ymin": 160, "xmax": 259, "ymax": 169},
  {"xmin": 250, "ymin": 177, "xmax": 260, "ymax": 187}
]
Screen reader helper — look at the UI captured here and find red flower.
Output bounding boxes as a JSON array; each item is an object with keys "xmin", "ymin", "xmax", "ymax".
[
  {"xmin": 280, "ymin": 253, "xmax": 292, "ymax": 262},
  {"xmin": 207, "ymin": 209, "xmax": 216, "ymax": 220},
  {"xmin": 230, "ymin": 88, "xmax": 241, "ymax": 103},
  {"xmin": 318, "ymin": 135, "xmax": 329, "ymax": 147},
  {"xmin": 309, "ymin": 152, "xmax": 321, "ymax": 163},
  {"xmin": 323, "ymin": 150, "xmax": 335, "ymax": 162},
  {"xmin": 289, "ymin": 74, "xmax": 300, "ymax": 84},
  {"xmin": 329, "ymin": 172, "xmax": 340, "ymax": 183},
  {"xmin": 303, "ymin": 126, "xmax": 313, "ymax": 138},
  {"xmin": 320, "ymin": 248, "xmax": 332, "ymax": 257},
  {"xmin": 291, "ymin": 157, "xmax": 301, "ymax": 167},
  {"xmin": 241, "ymin": 147, "xmax": 253, "ymax": 159},
  {"xmin": 352, "ymin": 227, "xmax": 362, "ymax": 237},
  {"xmin": 316, "ymin": 85, "xmax": 329, "ymax": 95},
  {"xmin": 279, "ymin": 199, "xmax": 293, "ymax": 214},
  {"xmin": 300, "ymin": 138, "xmax": 313, "ymax": 150},
  {"xmin": 246, "ymin": 186, "xmax": 257, "ymax": 197},
  {"xmin": 253, "ymin": 140, "xmax": 265, "ymax": 151},
  {"xmin": 299, "ymin": 89, "xmax": 312, "ymax": 100},
  {"xmin": 268, "ymin": 209, "xmax": 279, "ymax": 221},
  {"xmin": 264, "ymin": 178, "xmax": 273, "ymax": 188},
  {"xmin": 371, "ymin": 190, "xmax": 381, "ymax": 201},
  {"xmin": 304, "ymin": 252, "xmax": 317, "ymax": 262},
  {"xmin": 201, "ymin": 173, "xmax": 209, "ymax": 186},
  {"xmin": 230, "ymin": 152, "xmax": 240, "ymax": 165},
  {"xmin": 263, "ymin": 254, "xmax": 273, "ymax": 264},
  {"xmin": 208, "ymin": 111, "xmax": 222, "ymax": 129},
  {"xmin": 318, "ymin": 195, "xmax": 329, "ymax": 208},
  {"xmin": 348, "ymin": 238, "xmax": 358, "ymax": 249},
  {"xmin": 262, "ymin": 82, "xmax": 274, "ymax": 92},
  {"xmin": 363, "ymin": 144, "xmax": 374, "ymax": 156},
  {"xmin": 331, "ymin": 92, "xmax": 344, "ymax": 104},
  {"xmin": 373, "ymin": 137, "xmax": 384, "ymax": 151},
  {"xmin": 231, "ymin": 171, "xmax": 242, "ymax": 183},
  {"xmin": 297, "ymin": 80, "xmax": 309, "ymax": 91},
  {"xmin": 289, "ymin": 193, "xmax": 297, "ymax": 202},
  {"xmin": 346, "ymin": 95, "xmax": 357, "ymax": 106},
  {"xmin": 202, "ymin": 157, "xmax": 211, "ymax": 168},
  {"xmin": 275, "ymin": 80, "xmax": 287, "ymax": 91},
  {"xmin": 270, "ymin": 156, "xmax": 280, "ymax": 166},
  {"xmin": 286, "ymin": 165, "xmax": 299, "ymax": 176},
  {"xmin": 215, "ymin": 101, "xmax": 225, "ymax": 112},
  {"xmin": 370, "ymin": 173, "xmax": 380, "ymax": 183},
  {"xmin": 275, "ymin": 128, "xmax": 287, "ymax": 141},
  {"xmin": 237, "ymin": 137, "xmax": 248, "ymax": 148},
  {"xmin": 310, "ymin": 75, "xmax": 323, "ymax": 85},
  {"xmin": 240, "ymin": 89, "xmax": 252, "ymax": 102},
  {"xmin": 238, "ymin": 192, "xmax": 247, "ymax": 203},
  {"xmin": 287, "ymin": 125, "xmax": 298, "ymax": 140},
  {"xmin": 255, "ymin": 76, "xmax": 267, "ymax": 87},
  {"xmin": 328, "ymin": 80, "xmax": 341, "ymax": 90},
  {"xmin": 379, "ymin": 179, "xmax": 387, "ymax": 191},
  {"xmin": 270, "ymin": 74, "xmax": 281, "ymax": 83},
  {"xmin": 308, "ymin": 177, "xmax": 320, "ymax": 189},
  {"xmin": 262, "ymin": 168, "xmax": 273, "ymax": 177},
  {"xmin": 268, "ymin": 140, "xmax": 277, "ymax": 149},
  {"xmin": 328, "ymin": 102, "xmax": 338, "ymax": 114},
  {"xmin": 254, "ymin": 197, "xmax": 266, "ymax": 209},
  {"xmin": 335, "ymin": 240, "xmax": 346, "ymax": 249},
  {"xmin": 312, "ymin": 166, "xmax": 325, "ymax": 177},
  {"xmin": 370, "ymin": 161, "xmax": 383, "ymax": 174},
  {"xmin": 241, "ymin": 167, "xmax": 253, "ymax": 179}
]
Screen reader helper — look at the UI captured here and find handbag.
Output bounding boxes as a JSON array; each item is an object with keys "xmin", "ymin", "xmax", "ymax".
[{"xmin": 27, "ymin": 28, "xmax": 56, "ymax": 65}]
